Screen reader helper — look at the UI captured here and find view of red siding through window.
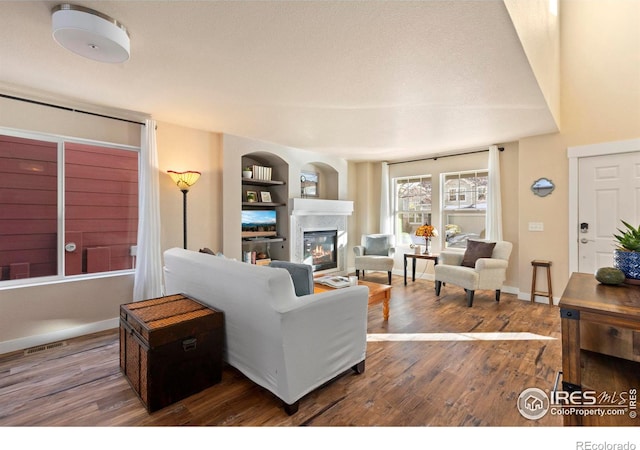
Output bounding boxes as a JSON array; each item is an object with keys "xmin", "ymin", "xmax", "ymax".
[
  {"xmin": 0, "ymin": 135, "xmax": 58, "ymax": 279},
  {"xmin": 0, "ymin": 135, "xmax": 138, "ymax": 281},
  {"xmin": 64, "ymin": 142, "xmax": 138, "ymax": 275}
]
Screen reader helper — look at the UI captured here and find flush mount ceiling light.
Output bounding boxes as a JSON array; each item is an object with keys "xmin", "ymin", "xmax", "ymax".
[{"xmin": 51, "ymin": 4, "xmax": 130, "ymax": 63}]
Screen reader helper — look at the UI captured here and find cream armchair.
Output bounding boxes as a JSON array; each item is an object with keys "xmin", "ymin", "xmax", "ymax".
[
  {"xmin": 434, "ymin": 240, "xmax": 512, "ymax": 307},
  {"xmin": 353, "ymin": 234, "xmax": 395, "ymax": 284}
]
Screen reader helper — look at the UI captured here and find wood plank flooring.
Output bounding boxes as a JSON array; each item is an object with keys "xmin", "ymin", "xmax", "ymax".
[{"xmin": 0, "ymin": 274, "xmax": 564, "ymax": 427}]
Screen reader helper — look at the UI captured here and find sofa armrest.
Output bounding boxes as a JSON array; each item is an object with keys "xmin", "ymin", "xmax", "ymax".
[
  {"xmin": 275, "ymin": 285, "xmax": 370, "ymax": 403},
  {"xmin": 353, "ymin": 245, "xmax": 365, "ymax": 256},
  {"xmin": 475, "ymin": 258, "xmax": 508, "ymax": 270}
]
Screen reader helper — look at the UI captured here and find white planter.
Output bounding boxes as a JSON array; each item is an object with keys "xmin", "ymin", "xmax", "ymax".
[{"xmin": 243, "ymin": 170, "xmax": 252, "ymax": 179}]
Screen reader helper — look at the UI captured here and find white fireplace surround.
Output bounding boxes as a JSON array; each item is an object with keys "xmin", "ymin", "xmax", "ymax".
[{"xmin": 289, "ymin": 198, "xmax": 353, "ymax": 274}]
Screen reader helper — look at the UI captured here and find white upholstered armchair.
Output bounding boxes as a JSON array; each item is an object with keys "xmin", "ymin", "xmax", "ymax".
[
  {"xmin": 353, "ymin": 234, "xmax": 395, "ymax": 284},
  {"xmin": 434, "ymin": 240, "xmax": 512, "ymax": 307}
]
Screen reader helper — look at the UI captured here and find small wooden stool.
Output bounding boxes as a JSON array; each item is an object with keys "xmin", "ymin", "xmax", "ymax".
[{"xmin": 531, "ymin": 260, "xmax": 553, "ymax": 305}]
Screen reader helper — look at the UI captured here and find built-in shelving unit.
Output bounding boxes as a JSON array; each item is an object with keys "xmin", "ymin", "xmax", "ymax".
[{"xmin": 241, "ymin": 154, "xmax": 289, "ymax": 262}]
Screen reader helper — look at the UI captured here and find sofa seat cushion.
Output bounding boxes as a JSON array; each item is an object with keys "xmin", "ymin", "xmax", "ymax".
[
  {"xmin": 355, "ymin": 255, "xmax": 394, "ymax": 271},
  {"xmin": 434, "ymin": 264, "xmax": 479, "ymax": 288}
]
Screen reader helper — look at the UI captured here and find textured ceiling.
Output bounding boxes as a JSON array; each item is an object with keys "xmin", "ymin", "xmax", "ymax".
[{"xmin": 0, "ymin": 1, "xmax": 558, "ymax": 161}]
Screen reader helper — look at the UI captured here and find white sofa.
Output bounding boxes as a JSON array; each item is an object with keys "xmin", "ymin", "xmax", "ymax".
[{"xmin": 163, "ymin": 248, "xmax": 369, "ymax": 414}]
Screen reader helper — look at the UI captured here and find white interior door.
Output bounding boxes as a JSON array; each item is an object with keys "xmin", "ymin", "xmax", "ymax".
[{"xmin": 578, "ymin": 152, "xmax": 640, "ymax": 273}]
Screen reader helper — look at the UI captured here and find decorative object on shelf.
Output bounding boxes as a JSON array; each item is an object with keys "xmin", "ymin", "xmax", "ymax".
[
  {"xmin": 612, "ymin": 220, "xmax": 640, "ymax": 284},
  {"xmin": 412, "ymin": 223, "xmax": 438, "ymax": 255},
  {"xmin": 243, "ymin": 166, "xmax": 253, "ymax": 178},
  {"xmin": 300, "ymin": 171, "xmax": 318, "ymax": 198},
  {"xmin": 168, "ymin": 170, "xmax": 201, "ymax": 249},
  {"xmin": 594, "ymin": 267, "xmax": 625, "ymax": 285},
  {"xmin": 246, "ymin": 191, "xmax": 258, "ymax": 202},
  {"xmin": 252, "ymin": 165, "xmax": 272, "ymax": 181},
  {"xmin": 260, "ymin": 191, "xmax": 272, "ymax": 203},
  {"xmin": 51, "ymin": 4, "xmax": 130, "ymax": 63},
  {"xmin": 531, "ymin": 177, "xmax": 555, "ymax": 197}
]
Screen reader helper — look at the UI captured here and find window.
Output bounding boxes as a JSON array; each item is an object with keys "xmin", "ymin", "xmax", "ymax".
[
  {"xmin": 393, "ymin": 175, "xmax": 432, "ymax": 245},
  {"xmin": 442, "ymin": 170, "xmax": 488, "ymax": 248},
  {"xmin": 0, "ymin": 132, "xmax": 139, "ymax": 283}
]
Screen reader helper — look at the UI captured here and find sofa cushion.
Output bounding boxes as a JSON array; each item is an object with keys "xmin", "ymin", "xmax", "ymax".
[
  {"xmin": 364, "ymin": 235, "xmax": 390, "ymax": 256},
  {"xmin": 461, "ymin": 240, "xmax": 496, "ymax": 268},
  {"xmin": 268, "ymin": 261, "xmax": 314, "ymax": 296}
]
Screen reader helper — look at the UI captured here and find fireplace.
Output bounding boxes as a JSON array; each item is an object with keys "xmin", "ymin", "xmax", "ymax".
[{"xmin": 303, "ymin": 230, "xmax": 338, "ymax": 272}]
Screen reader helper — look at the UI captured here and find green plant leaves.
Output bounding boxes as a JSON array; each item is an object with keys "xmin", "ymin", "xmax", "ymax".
[{"xmin": 614, "ymin": 220, "xmax": 640, "ymax": 252}]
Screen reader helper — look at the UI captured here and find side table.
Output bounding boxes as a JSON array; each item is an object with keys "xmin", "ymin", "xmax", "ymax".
[{"xmin": 404, "ymin": 253, "xmax": 439, "ymax": 285}]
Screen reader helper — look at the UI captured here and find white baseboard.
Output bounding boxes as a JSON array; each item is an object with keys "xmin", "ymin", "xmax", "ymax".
[
  {"xmin": 517, "ymin": 292, "xmax": 558, "ymax": 306},
  {"xmin": 0, "ymin": 317, "xmax": 119, "ymax": 355}
]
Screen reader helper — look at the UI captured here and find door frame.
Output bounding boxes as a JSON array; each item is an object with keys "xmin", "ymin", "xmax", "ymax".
[{"xmin": 568, "ymin": 138, "xmax": 640, "ymax": 274}]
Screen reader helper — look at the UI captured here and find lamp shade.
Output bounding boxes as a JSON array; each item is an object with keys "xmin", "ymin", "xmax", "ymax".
[
  {"xmin": 168, "ymin": 170, "xmax": 201, "ymax": 191},
  {"xmin": 52, "ymin": 4, "xmax": 130, "ymax": 63}
]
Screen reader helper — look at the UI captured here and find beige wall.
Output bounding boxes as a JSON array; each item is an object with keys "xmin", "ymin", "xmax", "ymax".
[
  {"xmin": 517, "ymin": 0, "xmax": 640, "ymax": 298},
  {"xmin": 560, "ymin": 0, "xmax": 640, "ymax": 143},
  {"xmin": 156, "ymin": 122, "xmax": 222, "ymax": 254},
  {"xmin": 504, "ymin": 0, "xmax": 561, "ymax": 127}
]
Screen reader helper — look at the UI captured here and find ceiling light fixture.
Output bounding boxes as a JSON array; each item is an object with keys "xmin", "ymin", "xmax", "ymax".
[{"xmin": 51, "ymin": 4, "xmax": 130, "ymax": 63}]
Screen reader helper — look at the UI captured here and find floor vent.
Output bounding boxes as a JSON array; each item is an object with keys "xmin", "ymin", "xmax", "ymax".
[{"xmin": 24, "ymin": 341, "xmax": 66, "ymax": 355}]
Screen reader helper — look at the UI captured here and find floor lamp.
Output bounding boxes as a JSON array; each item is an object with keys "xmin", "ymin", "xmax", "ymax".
[{"xmin": 168, "ymin": 170, "xmax": 201, "ymax": 249}]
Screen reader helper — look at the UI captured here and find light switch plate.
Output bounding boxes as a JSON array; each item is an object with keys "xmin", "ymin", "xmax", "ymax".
[{"xmin": 528, "ymin": 222, "xmax": 544, "ymax": 232}]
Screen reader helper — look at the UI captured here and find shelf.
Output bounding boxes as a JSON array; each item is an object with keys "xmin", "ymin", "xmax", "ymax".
[
  {"xmin": 242, "ymin": 202, "xmax": 286, "ymax": 208},
  {"xmin": 242, "ymin": 177, "xmax": 285, "ymax": 187},
  {"xmin": 242, "ymin": 236, "xmax": 286, "ymax": 244}
]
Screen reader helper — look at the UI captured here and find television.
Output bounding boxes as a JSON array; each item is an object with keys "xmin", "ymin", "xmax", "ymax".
[{"xmin": 241, "ymin": 209, "xmax": 277, "ymax": 237}]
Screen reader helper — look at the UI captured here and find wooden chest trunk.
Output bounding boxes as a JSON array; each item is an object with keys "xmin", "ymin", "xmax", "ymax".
[{"xmin": 119, "ymin": 294, "xmax": 223, "ymax": 412}]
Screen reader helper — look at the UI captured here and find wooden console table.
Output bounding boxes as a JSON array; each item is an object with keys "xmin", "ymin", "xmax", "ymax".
[
  {"xmin": 403, "ymin": 253, "xmax": 439, "ymax": 285},
  {"xmin": 559, "ymin": 272, "xmax": 640, "ymax": 426}
]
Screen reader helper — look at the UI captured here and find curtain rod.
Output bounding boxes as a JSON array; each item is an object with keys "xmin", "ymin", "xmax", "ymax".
[
  {"xmin": 387, "ymin": 146, "xmax": 504, "ymax": 166},
  {"xmin": 0, "ymin": 93, "xmax": 146, "ymax": 126}
]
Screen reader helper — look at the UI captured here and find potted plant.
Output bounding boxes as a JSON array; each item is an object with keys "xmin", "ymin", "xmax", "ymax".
[
  {"xmin": 613, "ymin": 220, "xmax": 640, "ymax": 283},
  {"xmin": 242, "ymin": 166, "xmax": 253, "ymax": 179}
]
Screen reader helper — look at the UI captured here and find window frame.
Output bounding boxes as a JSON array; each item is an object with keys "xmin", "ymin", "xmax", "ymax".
[
  {"xmin": 392, "ymin": 174, "xmax": 433, "ymax": 246},
  {"xmin": 0, "ymin": 127, "xmax": 140, "ymax": 289},
  {"xmin": 441, "ymin": 168, "xmax": 488, "ymax": 249}
]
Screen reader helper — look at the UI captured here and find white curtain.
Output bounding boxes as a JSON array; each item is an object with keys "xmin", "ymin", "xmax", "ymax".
[
  {"xmin": 379, "ymin": 162, "xmax": 391, "ymax": 234},
  {"xmin": 133, "ymin": 119, "xmax": 164, "ymax": 301},
  {"xmin": 486, "ymin": 144, "xmax": 503, "ymax": 241}
]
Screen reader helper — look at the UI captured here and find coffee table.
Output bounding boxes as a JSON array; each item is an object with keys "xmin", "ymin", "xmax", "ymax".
[{"xmin": 314, "ymin": 279, "xmax": 392, "ymax": 320}]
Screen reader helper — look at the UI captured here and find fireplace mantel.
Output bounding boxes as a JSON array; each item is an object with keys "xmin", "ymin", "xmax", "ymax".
[{"xmin": 289, "ymin": 198, "xmax": 353, "ymax": 216}]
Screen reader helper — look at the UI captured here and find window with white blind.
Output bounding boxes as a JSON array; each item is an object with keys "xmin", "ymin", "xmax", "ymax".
[
  {"xmin": 442, "ymin": 169, "xmax": 488, "ymax": 248},
  {"xmin": 393, "ymin": 175, "xmax": 432, "ymax": 245}
]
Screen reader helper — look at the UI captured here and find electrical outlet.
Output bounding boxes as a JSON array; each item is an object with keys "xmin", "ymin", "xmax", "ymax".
[{"xmin": 528, "ymin": 222, "xmax": 544, "ymax": 232}]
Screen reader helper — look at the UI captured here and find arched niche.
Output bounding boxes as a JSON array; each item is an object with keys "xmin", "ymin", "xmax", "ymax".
[
  {"xmin": 300, "ymin": 161, "xmax": 339, "ymax": 200},
  {"xmin": 243, "ymin": 151, "xmax": 289, "ymax": 183}
]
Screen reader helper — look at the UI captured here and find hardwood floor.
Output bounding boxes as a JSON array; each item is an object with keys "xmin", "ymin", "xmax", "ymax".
[{"xmin": 0, "ymin": 274, "xmax": 564, "ymax": 427}]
